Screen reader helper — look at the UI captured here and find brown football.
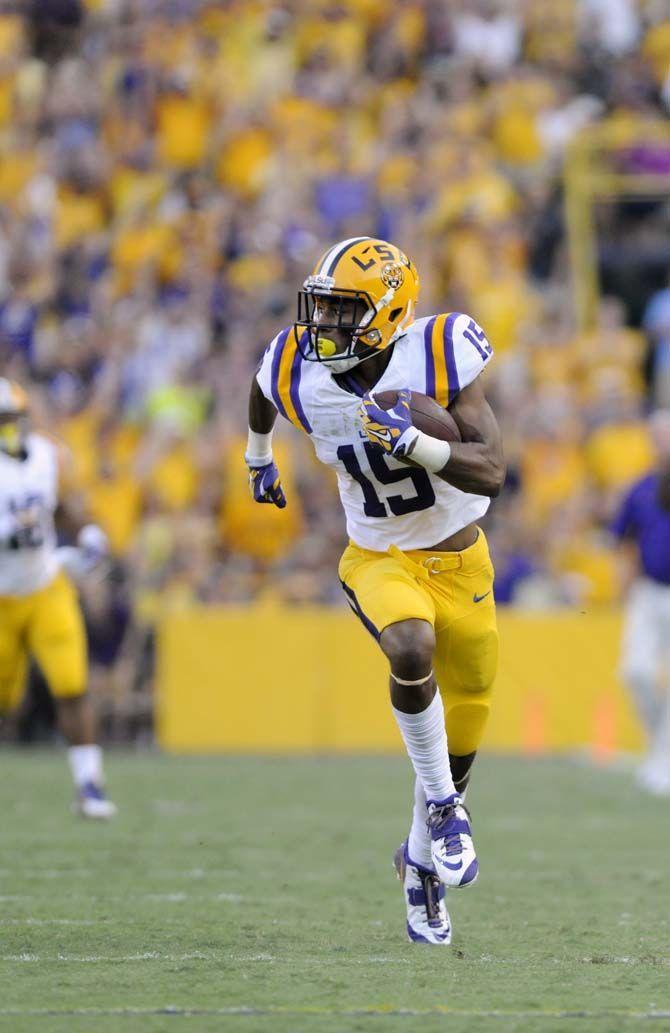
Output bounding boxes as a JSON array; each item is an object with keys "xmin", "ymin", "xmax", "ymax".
[{"xmin": 374, "ymin": 390, "xmax": 462, "ymax": 443}]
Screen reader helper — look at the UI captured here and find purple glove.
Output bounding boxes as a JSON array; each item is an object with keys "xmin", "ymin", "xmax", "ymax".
[
  {"xmin": 360, "ymin": 389, "xmax": 418, "ymax": 457},
  {"xmin": 248, "ymin": 460, "xmax": 286, "ymax": 508}
]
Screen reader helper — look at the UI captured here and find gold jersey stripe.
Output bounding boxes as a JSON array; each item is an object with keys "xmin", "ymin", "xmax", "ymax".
[{"xmin": 430, "ymin": 313, "xmax": 450, "ymax": 408}]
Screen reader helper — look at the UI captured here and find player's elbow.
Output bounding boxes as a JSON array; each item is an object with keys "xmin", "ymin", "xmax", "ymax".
[{"xmin": 482, "ymin": 456, "xmax": 506, "ymax": 497}]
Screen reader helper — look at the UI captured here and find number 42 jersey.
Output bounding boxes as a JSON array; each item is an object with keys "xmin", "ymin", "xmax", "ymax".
[{"xmin": 256, "ymin": 312, "xmax": 494, "ymax": 552}]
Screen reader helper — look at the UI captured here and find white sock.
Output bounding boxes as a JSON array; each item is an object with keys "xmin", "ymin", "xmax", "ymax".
[
  {"xmin": 626, "ymin": 673, "xmax": 663, "ymax": 736},
  {"xmin": 392, "ymin": 691, "xmax": 456, "ymax": 805},
  {"xmin": 649, "ymin": 694, "xmax": 670, "ymax": 762},
  {"xmin": 67, "ymin": 745, "xmax": 104, "ymax": 789},
  {"xmin": 407, "ymin": 776, "xmax": 433, "ymax": 869}
]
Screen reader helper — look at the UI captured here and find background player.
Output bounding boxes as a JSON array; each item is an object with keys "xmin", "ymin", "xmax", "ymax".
[
  {"xmin": 246, "ymin": 237, "xmax": 504, "ymax": 944},
  {"xmin": 0, "ymin": 379, "xmax": 116, "ymax": 819},
  {"xmin": 612, "ymin": 409, "xmax": 670, "ymax": 796}
]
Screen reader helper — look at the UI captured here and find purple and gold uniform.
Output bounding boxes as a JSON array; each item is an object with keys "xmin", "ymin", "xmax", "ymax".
[{"xmin": 256, "ymin": 305, "xmax": 498, "ymax": 756}]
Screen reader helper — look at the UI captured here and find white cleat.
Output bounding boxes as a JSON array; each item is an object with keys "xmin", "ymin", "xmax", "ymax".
[
  {"xmin": 427, "ymin": 796, "xmax": 478, "ymax": 889},
  {"xmin": 73, "ymin": 782, "xmax": 118, "ymax": 820},
  {"xmin": 393, "ymin": 840, "xmax": 451, "ymax": 945},
  {"xmin": 636, "ymin": 757, "xmax": 670, "ymax": 797}
]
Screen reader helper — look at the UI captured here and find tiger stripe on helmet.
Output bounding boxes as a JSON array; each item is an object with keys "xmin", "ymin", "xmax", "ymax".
[
  {"xmin": 424, "ymin": 313, "xmax": 460, "ymax": 408},
  {"xmin": 317, "ymin": 236, "xmax": 372, "ymax": 278}
]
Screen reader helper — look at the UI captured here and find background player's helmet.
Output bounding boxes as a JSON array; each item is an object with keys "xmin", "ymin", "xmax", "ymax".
[
  {"xmin": 294, "ymin": 237, "xmax": 420, "ymax": 367},
  {"xmin": 0, "ymin": 379, "xmax": 29, "ymax": 457}
]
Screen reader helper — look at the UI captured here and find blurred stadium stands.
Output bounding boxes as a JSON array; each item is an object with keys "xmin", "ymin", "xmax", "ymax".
[{"xmin": 2, "ymin": 0, "xmax": 670, "ymax": 738}]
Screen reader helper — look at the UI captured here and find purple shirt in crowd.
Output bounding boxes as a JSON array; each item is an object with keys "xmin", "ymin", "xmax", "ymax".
[{"xmin": 611, "ymin": 473, "xmax": 670, "ymax": 584}]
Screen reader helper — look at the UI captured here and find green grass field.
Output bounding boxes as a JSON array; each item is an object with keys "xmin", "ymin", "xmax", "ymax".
[{"xmin": 0, "ymin": 750, "xmax": 668, "ymax": 1033}]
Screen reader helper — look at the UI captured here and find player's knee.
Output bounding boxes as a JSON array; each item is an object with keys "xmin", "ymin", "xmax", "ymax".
[
  {"xmin": 380, "ymin": 619, "xmax": 436, "ymax": 680},
  {"xmin": 54, "ymin": 687, "xmax": 88, "ymax": 709}
]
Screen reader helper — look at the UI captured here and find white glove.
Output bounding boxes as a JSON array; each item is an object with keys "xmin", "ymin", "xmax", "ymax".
[
  {"xmin": 78, "ymin": 524, "xmax": 109, "ymax": 560},
  {"xmin": 56, "ymin": 525, "xmax": 109, "ymax": 580}
]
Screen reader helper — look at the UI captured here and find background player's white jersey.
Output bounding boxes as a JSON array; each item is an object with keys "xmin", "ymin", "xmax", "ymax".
[
  {"xmin": 257, "ymin": 312, "xmax": 494, "ymax": 551},
  {"xmin": 0, "ymin": 433, "xmax": 60, "ymax": 595}
]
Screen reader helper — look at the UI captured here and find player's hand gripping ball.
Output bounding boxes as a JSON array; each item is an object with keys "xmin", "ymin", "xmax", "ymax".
[
  {"xmin": 360, "ymin": 388, "xmax": 418, "ymax": 458},
  {"xmin": 248, "ymin": 460, "xmax": 287, "ymax": 508}
]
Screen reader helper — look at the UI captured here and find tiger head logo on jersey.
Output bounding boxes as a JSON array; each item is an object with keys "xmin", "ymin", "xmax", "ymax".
[
  {"xmin": 0, "ymin": 378, "xmax": 29, "ymax": 457},
  {"xmin": 294, "ymin": 237, "xmax": 420, "ymax": 370}
]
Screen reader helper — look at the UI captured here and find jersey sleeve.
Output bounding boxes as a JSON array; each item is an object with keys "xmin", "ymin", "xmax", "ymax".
[
  {"xmin": 421, "ymin": 312, "xmax": 493, "ymax": 408},
  {"xmin": 255, "ymin": 329, "xmax": 286, "ymax": 403},
  {"xmin": 450, "ymin": 312, "xmax": 494, "ymax": 393},
  {"xmin": 254, "ymin": 326, "xmax": 313, "ymax": 434}
]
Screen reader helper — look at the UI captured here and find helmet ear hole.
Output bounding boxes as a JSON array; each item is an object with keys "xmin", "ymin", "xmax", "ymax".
[{"xmin": 389, "ymin": 307, "xmax": 402, "ymax": 322}]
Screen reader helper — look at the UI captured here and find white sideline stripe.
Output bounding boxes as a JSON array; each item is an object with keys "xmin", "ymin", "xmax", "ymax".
[
  {"xmin": 0, "ymin": 919, "xmax": 97, "ymax": 926},
  {"xmin": 0, "ymin": 1008, "xmax": 669, "ymax": 1019},
  {"xmin": 0, "ymin": 893, "xmax": 246, "ymax": 905},
  {"xmin": 0, "ymin": 953, "xmax": 411, "ymax": 965},
  {"xmin": 0, "ymin": 867, "xmax": 230, "ymax": 880},
  {"xmin": 7, "ymin": 953, "xmax": 666, "ymax": 968},
  {"xmin": 1, "ymin": 870, "xmax": 94, "ymax": 880},
  {"xmin": 0, "ymin": 952, "xmax": 211, "ymax": 963},
  {"xmin": 144, "ymin": 893, "xmax": 188, "ymax": 902}
]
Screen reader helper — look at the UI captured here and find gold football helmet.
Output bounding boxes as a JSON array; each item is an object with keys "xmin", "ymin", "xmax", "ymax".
[
  {"xmin": 0, "ymin": 378, "xmax": 29, "ymax": 456},
  {"xmin": 295, "ymin": 236, "xmax": 420, "ymax": 366}
]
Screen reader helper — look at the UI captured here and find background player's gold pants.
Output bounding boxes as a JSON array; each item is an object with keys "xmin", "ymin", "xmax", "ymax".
[
  {"xmin": 339, "ymin": 529, "xmax": 498, "ymax": 756},
  {"xmin": 0, "ymin": 570, "xmax": 87, "ymax": 712}
]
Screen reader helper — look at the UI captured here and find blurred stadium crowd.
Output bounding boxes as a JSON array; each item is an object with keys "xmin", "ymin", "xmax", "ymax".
[{"xmin": 2, "ymin": 0, "xmax": 670, "ymax": 727}]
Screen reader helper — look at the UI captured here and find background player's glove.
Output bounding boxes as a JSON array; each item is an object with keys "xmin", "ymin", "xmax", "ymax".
[
  {"xmin": 78, "ymin": 524, "xmax": 109, "ymax": 565},
  {"xmin": 246, "ymin": 459, "xmax": 287, "ymax": 508},
  {"xmin": 360, "ymin": 389, "xmax": 418, "ymax": 458},
  {"xmin": 56, "ymin": 524, "xmax": 109, "ymax": 579}
]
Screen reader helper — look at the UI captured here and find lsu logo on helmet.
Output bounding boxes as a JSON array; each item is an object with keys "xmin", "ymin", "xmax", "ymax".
[{"xmin": 380, "ymin": 261, "xmax": 405, "ymax": 290}]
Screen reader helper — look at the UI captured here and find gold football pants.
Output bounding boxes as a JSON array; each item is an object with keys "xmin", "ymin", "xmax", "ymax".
[
  {"xmin": 339, "ymin": 529, "xmax": 498, "ymax": 755},
  {"xmin": 0, "ymin": 571, "xmax": 87, "ymax": 712}
]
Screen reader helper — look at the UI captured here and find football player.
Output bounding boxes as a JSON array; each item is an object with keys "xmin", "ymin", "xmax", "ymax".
[
  {"xmin": 245, "ymin": 238, "xmax": 505, "ymax": 945},
  {"xmin": 0, "ymin": 379, "xmax": 116, "ymax": 819},
  {"xmin": 612, "ymin": 409, "xmax": 670, "ymax": 796}
]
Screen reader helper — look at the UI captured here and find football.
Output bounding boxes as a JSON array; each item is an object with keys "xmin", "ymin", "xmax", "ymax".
[{"xmin": 374, "ymin": 390, "xmax": 462, "ymax": 442}]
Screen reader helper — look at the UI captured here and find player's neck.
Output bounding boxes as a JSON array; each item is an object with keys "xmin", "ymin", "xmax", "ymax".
[{"xmin": 347, "ymin": 345, "xmax": 394, "ymax": 392}]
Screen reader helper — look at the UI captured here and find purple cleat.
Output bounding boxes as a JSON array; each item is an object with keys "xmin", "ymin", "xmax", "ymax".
[
  {"xmin": 427, "ymin": 796, "xmax": 478, "ymax": 889},
  {"xmin": 73, "ymin": 781, "xmax": 117, "ymax": 820}
]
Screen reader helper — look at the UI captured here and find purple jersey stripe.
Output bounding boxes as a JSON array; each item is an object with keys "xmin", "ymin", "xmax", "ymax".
[
  {"xmin": 340, "ymin": 581, "xmax": 380, "ymax": 640},
  {"xmin": 443, "ymin": 312, "xmax": 460, "ymax": 402},
  {"xmin": 270, "ymin": 327, "xmax": 291, "ymax": 420},
  {"xmin": 289, "ymin": 342, "xmax": 312, "ymax": 433},
  {"xmin": 340, "ymin": 371, "xmax": 365, "ymax": 397},
  {"xmin": 423, "ymin": 316, "xmax": 437, "ymax": 398}
]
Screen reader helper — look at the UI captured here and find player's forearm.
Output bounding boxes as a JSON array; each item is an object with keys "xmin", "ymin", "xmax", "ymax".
[
  {"xmin": 436, "ymin": 381, "xmax": 505, "ymax": 497},
  {"xmin": 249, "ymin": 376, "xmax": 278, "ymax": 435},
  {"xmin": 435, "ymin": 442, "xmax": 506, "ymax": 498}
]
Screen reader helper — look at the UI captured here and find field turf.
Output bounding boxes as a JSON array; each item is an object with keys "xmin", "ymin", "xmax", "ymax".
[{"xmin": 0, "ymin": 750, "xmax": 668, "ymax": 1033}]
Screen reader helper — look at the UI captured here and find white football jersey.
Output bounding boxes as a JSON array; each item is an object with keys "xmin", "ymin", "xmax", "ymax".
[
  {"xmin": 0, "ymin": 433, "xmax": 60, "ymax": 595},
  {"xmin": 256, "ymin": 312, "xmax": 494, "ymax": 552}
]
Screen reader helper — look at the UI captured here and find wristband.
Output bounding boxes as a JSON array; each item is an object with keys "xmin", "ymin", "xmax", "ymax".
[
  {"xmin": 407, "ymin": 430, "xmax": 451, "ymax": 473},
  {"xmin": 245, "ymin": 428, "xmax": 273, "ymax": 466}
]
